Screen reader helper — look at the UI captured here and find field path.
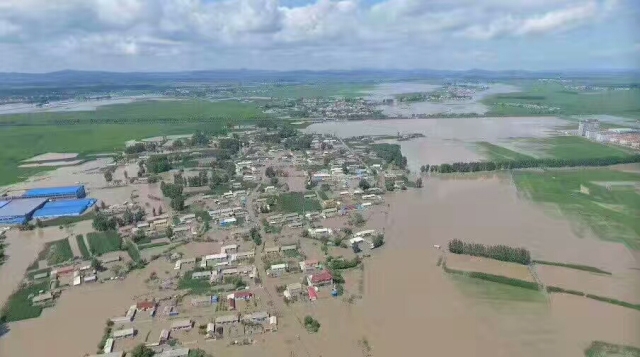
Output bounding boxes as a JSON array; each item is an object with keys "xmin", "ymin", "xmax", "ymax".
[
  {"xmin": 82, "ymin": 235, "xmax": 92, "ymax": 256},
  {"xmin": 66, "ymin": 235, "xmax": 82, "ymax": 259},
  {"xmin": 529, "ymin": 264, "xmax": 550, "ymax": 302}
]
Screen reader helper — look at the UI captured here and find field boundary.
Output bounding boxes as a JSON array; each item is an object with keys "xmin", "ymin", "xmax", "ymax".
[
  {"xmin": 441, "ymin": 260, "xmax": 540, "ymax": 291},
  {"xmin": 533, "ymin": 260, "xmax": 612, "ymax": 275}
]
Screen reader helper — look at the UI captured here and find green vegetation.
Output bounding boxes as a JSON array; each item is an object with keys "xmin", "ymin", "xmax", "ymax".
[
  {"xmin": 130, "ymin": 344, "xmax": 156, "ymax": 357},
  {"xmin": 546, "ymin": 286, "xmax": 585, "ymax": 296},
  {"xmin": 178, "ymin": 271, "xmax": 212, "ymax": 294},
  {"xmin": 0, "ymin": 99, "xmax": 270, "ymax": 186},
  {"xmin": 584, "ymin": 294, "xmax": 640, "ymax": 312},
  {"xmin": 372, "ymin": 234, "xmax": 385, "ymax": 248},
  {"xmin": 27, "ymin": 267, "xmax": 51, "ymax": 280},
  {"xmin": 75, "ymin": 234, "xmax": 91, "ymax": 259},
  {"xmin": 533, "ymin": 136, "xmax": 633, "ymax": 160},
  {"xmin": 250, "ymin": 227, "xmax": 262, "ymax": 246},
  {"xmin": 126, "ymin": 242, "xmax": 142, "ymax": 263},
  {"xmin": 1, "ymin": 282, "xmax": 50, "ymax": 322},
  {"xmin": 533, "ymin": 260, "xmax": 612, "ymax": 275},
  {"xmin": 513, "ymin": 169, "xmax": 640, "ymax": 249},
  {"xmin": 303, "ymin": 315, "xmax": 321, "ymax": 333},
  {"xmin": 443, "ymin": 261, "xmax": 539, "ymax": 291},
  {"xmin": 584, "ymin": 341, "xmax": 640, "ymax": 357},
  {"xmin": 276, "ymin": 192, "xmax": 322, "ymax": 213},
  {"xmin": 44, "ymin": 239, "xmax": 74, "ymax": 265},
  {"xmin": 39, "ymin": 212, "xmax": 96, "ymax": 227},
  {"xmin": 370, "ymin": 143, "xmax": 407, "ymax": 169},
  {"xmin": 138, "ymin": 241, "xmax": 170, "ymax": 250},
  {"xmin": 483, "ymin": 82, "xmax": 640, "ymax": 118},
  {"xmin": 87, "ymin": 231, "xmax": 123, "ymax": 256},
  {"xmin": 327, "ymin": 256, "xmax": 361, "ymax": 270},
  {"xmin": 477, "ymin": 142, "xmax": 534, "ymax": 161},
  {"xmin": 448, "ymin": 239, "xmax": 531, "ymax": 265}
]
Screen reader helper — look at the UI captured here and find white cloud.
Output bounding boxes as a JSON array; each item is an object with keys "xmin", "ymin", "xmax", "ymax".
[{"xmin": 0, "ymin": 0, "xmax": 634, "ymax": 71}]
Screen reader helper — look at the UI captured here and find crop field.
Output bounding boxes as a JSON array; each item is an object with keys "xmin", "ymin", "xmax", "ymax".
[
  {"xmin": 86, "ymin": 231, "xmax": 123, "ymax": 256},
  {"xmin": 513, "ymin": 168, "xmax": 640, "ymax": 249},
  {"xmin": 476, "ymin": 142, "xmax": 535, "ymax": 161},
  {"xmin": 1, "ymin": 281, "xmax": 50, "ymax": 322},
  {"xmin": 0, "ymin": 100, "xmax": 276, "ymax": 186},
  {"xmin": 276, "ymin": 192, "xmax": 322, "ymax": 214},
  {"xmin": 534, "ymin": 137, "xmax": 634, "ymax": 160},
  {"xmin": 483, "ymin": 82, "xmax": 640, "ymax": 118},
  {"xmin": 75, "ymin": 234, "xmax": 90, "ymax": 259},
  {"xmin": 584, "ymin": 341, "xmax": 640, "ymax": 357}
]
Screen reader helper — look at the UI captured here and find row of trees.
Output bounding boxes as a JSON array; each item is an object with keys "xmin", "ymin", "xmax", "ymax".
[
  {"xmin": 423, "ymin": 155, "xmax": 640, "ymax": 174},
  {"xmin": 146, "ymin": 155, "xmax": 171, "ymax": 174},
  {"xmin": 448, "ymin": 239, "xmax": 531, "ymax": 265}
]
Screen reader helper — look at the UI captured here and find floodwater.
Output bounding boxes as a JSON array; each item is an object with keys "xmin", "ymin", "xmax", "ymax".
[
  {"xmin": 305, "ymin": 116, "xmax": 567, "ymax": 169},
  {"xmin": 363, "ymin": 82, "xmax": 520, "ymax": 116},
  {"xmin": 0, "ymin": 96, "xmax": 167, "ymax": 115}
]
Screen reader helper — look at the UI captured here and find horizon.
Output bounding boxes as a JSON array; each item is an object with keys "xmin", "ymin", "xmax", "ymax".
[{"xmin": 0, "ymin": 0, "xmax": 638, "ymax": 73}]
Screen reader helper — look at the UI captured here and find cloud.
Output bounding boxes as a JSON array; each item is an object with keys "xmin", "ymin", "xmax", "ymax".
[{"xmin": 0, "ymin": 0, "xmax": 635, "ymax": 71}]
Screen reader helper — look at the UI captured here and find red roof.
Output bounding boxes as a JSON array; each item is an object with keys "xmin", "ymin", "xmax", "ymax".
[
  {"xmin": 234, "ymin": 291, "xmax": 254, "ymax": 300},
  {"xmin": 307, "ymin": 286, "xmax": 318, "ymax": 301},
  {"xmin": 310, "ymin": 270, "xmax": 333, "ymax": 284},
  {"xmin": 137, "ymin": 301, "xmax": 156, "ymax": 310}
]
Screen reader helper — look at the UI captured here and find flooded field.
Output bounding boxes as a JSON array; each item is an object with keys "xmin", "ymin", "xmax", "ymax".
[
  {"xmin": 446, "ymin": 254, "xmax": 535, "ymax": 282},
  {"xmin": 305, "ymin": 116, "xmax": 567, "ymax": 168}
]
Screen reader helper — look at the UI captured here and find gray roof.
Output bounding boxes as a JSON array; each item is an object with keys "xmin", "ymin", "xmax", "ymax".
[
  {"xmin": 215, "ymin": 314, "xmax": 239, "ymax": 324},
  {"xmin": 157, "ymin": 348, "xmax": 190, "ymax": 357},
  {"xmin": 0, "ymin": 198, "xmax": 48, "ymax": 217},
  {"xmin": 88, "ymin": 352, "xmax": 124, "ymax": 357}
]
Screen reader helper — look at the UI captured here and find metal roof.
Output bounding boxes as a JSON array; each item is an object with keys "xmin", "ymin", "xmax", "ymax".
[
  {"xmin": 0, "ymin": 198, "xmax": 48, "ymax": 218},
  {"xmin": 23, "ymin": 185, "xmax": 84, "ymax": 198}
]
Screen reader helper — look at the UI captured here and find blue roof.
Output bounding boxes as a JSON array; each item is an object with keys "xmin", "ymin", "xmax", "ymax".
[
  {"xmin": 0, "ymin": 200, "xmax": 10, "ymax": 209},
  {"xmin": 23, "ymin": 185, "xmax": 85, "ymax": 198},
  {"xmin": 32, "ymin": 199, "xmax": 96, "ymax": 219},
  {"xmin": 0, "ymin": 198, "xmax": 49, "ymax": 218}
]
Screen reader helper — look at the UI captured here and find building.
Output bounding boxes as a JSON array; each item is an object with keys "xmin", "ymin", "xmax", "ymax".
[
  {"xmin": 103, "ymin": 338, "xmax": 114, "ymax": 353},
  {"xmin": 286, "ymin": 282, "xmax": 303, "ymax": 295},
  {"xmin": 242, "ymin": 311, "xmax": 269, "ymax": 324},
  {"xmin": 112, "ymin": 328, "xmax": 135, "ymax": 339},
  {"xmin": 264, "ymin": 246, "xmax": 280, "ymax": 255},
  {"xmin": 220, "ymin": 217, "xmax": 237, "ymax": 227},
  {"xmin": 231, "ymin": 251, "xmax": 255, "ymax": 261},
  {"xmin": 31, "ymin": 292, "xmax": 53, "ymax": 304},
  {"xmin": 281, "ymin": 245, "xmax": 297, "ymax": 253},
  {"xmin": 0, "ymin": 198, "xmax": 48, "ymax": 225},
  {"xmin": 232, "ymin": 291, "xmax": 254, "ymax": 301},
  {"xmin": 136, "ymin": 300, "xmax": 157, "ymax": 311},
  {"xmin": 308, "ymin": 227, "xmax": 333, "ymax": 238},
  {"xmin": 265, "ymin": 316, "xmax": 278, "ymax": 332},
  {"xmin": 22, "ymin": 185, "xmax": 86, "ymax": 199},
  {"xmin": 299, "ymin": 260, "xmax": 321, "ymax": 272},
  {"xmin": 578, "ymin": 119, "xmax": 600, "ymax": 136},
  {"xmin": 192, "ymin": 271, "xmax": 213, "ymax": 280},
  {"xmin": 215, "ymin": 314, "xmax": 240, "ymax": 325},
  {"xmin": 308, "ymin": 271, "xmax": 333, "ymax": 286},
  {"xmin": 270, "ymin": 263, "xmax": 287, "ymax": 276},
  {"xmin": 157, "ymin": 348, "xmax": 190, "ymax": 357},
  {"xmin": 159, "ymin": 329, "xmax": 170, "ymax": 344},
  {"xmin": 221, "ymin": 244, "xmax": 239, "ymax": 254},
  {"xmin": 170, "ymin": 319, "xmax": 193, "ymax": 331},
  {"xmin": 31, "ymin": 198, "xmax": 97, "ymax": 220},
  {"xmin": 89, "ymin": 352, "xmax": 124, "ymax": 357}
]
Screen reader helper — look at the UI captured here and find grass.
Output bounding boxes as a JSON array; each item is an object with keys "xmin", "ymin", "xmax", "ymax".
[
  {"xmin": 483, "ymin": 82, "xmax": 640, "ymax": 118},
  {"xmin": 276, "ymin": 192, "xmax": 322, "ymax": 214},
  {"xmin": 27, "ymin": 267, "xmax": 52, "ymax": 280},
  {"xmin": 126, "ymin": 242, "xmax": 142, "ymax": 262},
  {"xmin": 86, "ymin": 231, "xmax": 123, "ymax": 256},
  {"xmin": 318, "ymin": 190, "xmax": 329, "ymax": 200},
  {"xmin": 532, "ymin": 136, "xmax": 634, "ymax": 160},
  {"xmin": 584, "ymin": 294, "xmax": 640, "ymax": 312},
  {"xmin": 477, "ymin": 142, "xmax": 535, "ymax": 161},
  {"xmin": 35, "ymin": 239, "xmax": 74, "ymax": 266},
  {"xmin": 585, "ymin": 341, "xmax": 640, "ymax": 357},
  {"xmin": 546, "ymin": 285, "xmax": 586, "ymax": 296},
  {"xmin": 0, "ymin": 99, "xmax": 274, "ymax": 186},
  {"xmin": 75, "ymin": 234, "xmax": 91, "ymax": 259},
  {"xmin": 533, "ymin": 260, "xmax": 612, "ymax": 275},
  {"xmin": 39, "ymin": 212, "xmax": 96, "ymax": 228},
  {"xmin": 1, "ymin": 281, "xmax": 50, "ymax": 322},
  {"xmin": 443, "ymin": 261, "xmax": 540, "ymax": 291},
  {"xmin": 138, "ymin": 241, "xmax": 171, "ymax": 250},
  {"xmin": 513, "ymin": 168, "xmax": 640, "ymax": 249},
  {"xmin": 178, "ymin": 272, "xmax": 212, "ymax": 294}
]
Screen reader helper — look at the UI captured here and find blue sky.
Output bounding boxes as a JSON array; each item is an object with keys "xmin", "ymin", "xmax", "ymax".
[{"xmin": 0, "ymin": 0, "xmax": 637, "ymax": 72}]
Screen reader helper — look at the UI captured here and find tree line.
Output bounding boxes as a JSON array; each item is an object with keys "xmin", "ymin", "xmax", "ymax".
[
  {"xmin": 448, "ymin": 239, "xmax": 531, "ymax": 265},
  {"xmin": 371, "ymin": 143, "xmax": 408, "ymax": 169},
  {"xmin": 422, "ymin": 155, "xmax": 640, "ymax": 174}
]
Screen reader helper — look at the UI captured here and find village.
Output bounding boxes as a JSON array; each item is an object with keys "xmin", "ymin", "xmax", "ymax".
[{"xmin": 0, "ymin": 123, "xmax": 404, "ymax": 357}]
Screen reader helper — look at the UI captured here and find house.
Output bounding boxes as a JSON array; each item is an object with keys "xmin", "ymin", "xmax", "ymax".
[
  {"xmin": 159, "ymin": 329, "xmax": 170, "ymax": 344},
  {"xmin": 112, "ymin": 328, "xmax": 135, "ymax": 339},
  {"xmin": 264, "ymin": 246, "xmax": 280, "ymax": 255},
  {"xmin": 221, "ymin": 244, "xmax": 239, "ymax": 254},
  {"xmin": 84, "ymin": 274, "xmax": 97, "ymax": 283},
  {"xmin": 170, "ymin": 319, "xmax": 193, "ymax": 331},
  {"xmin": 179, "ymin": 214, "xmax": 196, "ymax": 223},
  {"xmin": 173, "ymin": 225, "xmax": 191, "ymax": 237},
  {"xmin": 203, "ymin": 253, "xmax": 228, "ymax": 265},
  {"xmin": 232, "ymin": 291, "xmax": 254, "ymax": 301},
  {"xmin": 136, "ymin": 300, "xmax": 157, "ymax": 311},
  {"xmin": 286, "ymin": 282, "xmax": 303, "ymax": 295},
  {"xmin": 299, "ymin": 259, "xmax": 321, "ymax": 272},
  {"xmin": 192, "ymin": 271, "xmax": 212, "ymax": 280},
  {"xmin": 242, "ymin": 311, "xmax": 269, "ymax": 324},
  {"xmin": 322, "ymin": 208, "xmax": 338, "ymax": 218},
  {"xmin": 280, "ymin": 245, "xmax": 297, "ymax": 253},
  {"xmin": 270, "ymin": 263, "xmax": 287, "ymax": 276},
  {"xmin": 206, "ymin": 322, "xmax": 215, "ymax": 336},
  {"xmin": 32, "ymin": 292, "xmax": 53, "ymax": 304},
  {"xmin": 308, "ymin": 270, "xmax": 333, "ymax": 286},
  {"xmin": 308, "ymin": 227, "xmax": 333, "ymax": 238},
  {"xmin": 89, "ymin": 352, "xmax": 124, "ymax": 357},
  {"xmin": 215, "ymin": 314, "xmax": 240, "ymax": 325},
  {"xmin": 157, "ymin": 347, "xmax": 190, "ymax": 357},
  {"xmin": 265, "ymin": 316, "xmax": 278, "ymax": 332},
  {"xmin": 191, "ymin": 295, "xmax": 215, "ymax": 307},
  {"xmin": 308, "ymin": 286, "xmax": 318, "ymax": 301},
  {"xmin": 152, "ymin": 219, "xmax": 168, "ymax": 231},
  {"xmin": 103, "ymin": 338, "xmax": 114, "ymax": 353},
  {"xmin": 220, "ymin": 217, "xmax": 237, "ymax": 227},
  {"xmin": 231, "ymin": 251, "xmax": 255, "ymax": 261}
]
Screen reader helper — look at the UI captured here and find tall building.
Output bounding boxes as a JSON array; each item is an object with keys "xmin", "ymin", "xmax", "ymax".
[{"xmin": 578, "ymin": 119, "xmax": 600, "ymax": 137}]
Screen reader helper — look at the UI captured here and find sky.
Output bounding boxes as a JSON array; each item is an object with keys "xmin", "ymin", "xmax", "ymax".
[{"xmin": 0, "ymin": 0, "xmax": 638, "ymax": 72}]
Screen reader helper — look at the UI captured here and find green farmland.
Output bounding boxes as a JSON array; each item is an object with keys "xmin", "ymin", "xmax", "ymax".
[
  {"xmin": 476, "ymin": 142, "xmax": 534, "ymax": 161},
  {"xmin": 1, "ymin": 281, "xmax": 50, "ymax": 322},
  {"xmin": 276, "ymin": 192, "xmax": 322, "ymax": 214},
  {"xmin": 533, "ymin": 136, "xmax": 634, "ymax": 160},
  {"xmin": 87, "ymin": 231, "xmax": 123, "ymax": 256},
  {"xmin": 0, "ymin": 99, "xmax": 273, "ymax": 186},
  {"xmin": 513, "ymin": 168, "xmax": 640, "ymax": 249},
  {"xmin": 484, "ymin": 82, "xmax": 640, "ymax": 118}
]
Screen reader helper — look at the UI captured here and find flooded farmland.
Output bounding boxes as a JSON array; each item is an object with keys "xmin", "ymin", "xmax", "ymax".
[{"xmin": 306, "ymin": 116, "xmax": 568, "ymax": 169}]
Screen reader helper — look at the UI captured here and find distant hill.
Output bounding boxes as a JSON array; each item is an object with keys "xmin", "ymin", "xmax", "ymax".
[{"xmin": 0, "ymin": 69, "xmax": 638, "ymax": 88}]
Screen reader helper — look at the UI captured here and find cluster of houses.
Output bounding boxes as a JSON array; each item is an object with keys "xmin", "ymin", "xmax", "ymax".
[{"xmin": 173, "ymin": 244, "xmax": 258, "ymax": 283}]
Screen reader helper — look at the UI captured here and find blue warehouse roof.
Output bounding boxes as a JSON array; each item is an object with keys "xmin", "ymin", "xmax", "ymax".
[
  {"xmin": 23, "ymin": 185, "xmax": 85, "ymax": 198},
  {"xmin": 0, "ymin": 198, "xmax": 49, "ymax": 218}
]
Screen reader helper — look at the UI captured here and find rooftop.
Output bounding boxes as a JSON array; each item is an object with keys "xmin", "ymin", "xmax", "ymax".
[{"xmin": 0, "ymin": 198, "xmax": 48, "ymax": 217}]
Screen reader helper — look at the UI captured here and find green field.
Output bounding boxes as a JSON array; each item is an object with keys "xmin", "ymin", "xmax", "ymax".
[
  {"xmin": 1, "ymin": 282, "xmax": 50, "ymax": 322},
  {"xmin": 484, "ymin": 82, "xmax": 640, "ymax": 118},
  {"xmin": 0, "ymin": 99, "xmax": 272, "ymax": 186},
  {"xmin": 28, "ymin": 239, "xmax": 74, "ymax": 268},
  {"xmin": 476, "ymin": 142, "xmax": 535, "ymax": 161},
  {"xmin": 585, "ymin": 341, "xmax": 640, "ymax": 357},
  {"xmin": 87, "ymin": 231, "xmax": 123, "ymax": 256},
  {"xmin": 276, "ymin": 192, "xmax": 322, "ymax": 214},
  {"xmin": 126, "ymin": 242, "xmax": 142, "ymax": 262},
  {"xmin": 534, "ymin": 137, "xmax": 634, "ymax": 160},
  {"xmin": 513, "ymin": 169, "xmax": 640, "ymax": 249},
  {"xmin": 75, "ymin": 234, "xmax": 91, "ymax": 259}
]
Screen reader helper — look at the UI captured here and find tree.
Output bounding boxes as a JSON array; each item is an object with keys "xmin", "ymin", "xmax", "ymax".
[
  {"xmin": 130, "ymin": 344, "xmax": 155, "ymax": 357},
  {"xmin": 93, "ymin": 212, "xmax": 117, "ymax": 231},
  {"xmin": 100, "ymin": 201, "xmax": 107, "ymax": 209},
  {"xmin": 35, "ymin": 219, "xmax": 43, "ymax": 228},
  {"xmin": 270, "ymin": 177, "xmax": 279, "ymax": 186},
  {"xmin": 250, "ymin": 227, "xmax": 262, "ymax": 246},
  {"xmin": 146, "ymin": 155, "xmax": 171, "ymax": 174},
  {"xmin": 304, "ymin": 316, "xmax": 321, "ymax": 333},
  {"xmin": 123, "ymin": 209, "xmax": 134, "ymax": 225},
  {"xmin": 134, "ymin": 209, "xmax": 145, "ymax": 223},
  {"xmin": 187, "ymin": 349, "xmax": 211, "ymax": 357},
  {"xmin": 111, "ymin": 264, "xmax": 123, "ymax": 277},
  {"xmin": 158, "ymin": 206, "xmax": 163, "ymax": 215},
  {"xmin": 372, "ymin": 234, "xmax": 385, "ymax": 248},
  {"xmin": 358, "ymin": 179, "xmax": 371, "ymax": 191},
  {"xmin": 152, "ymin": 208, "xmax": 157, "ymax": 216},
  {"xmin": 104, "ymin": 170, "xmax": 113, "ymax": 183},
  {"xmin": 416, "ymin": 177, "xmax": 423, "ymax": 188},
  {"xmin": 166, "ymin": 226, "xmax": 174, "ymax": 239},
  {"xmin": 342, "ymin": 163, "xmax": 349, "ymax": 174},
  {"xmin": 170, "ymin": 196, "xmax": 185, "ymax": 211},
  {"xmin": 265, "ymin": 166, "xmax": 276, "ymax": 178},
  {"xmin": 91, "ymin": 257, "xmax": 103, "ymax": 271},
  {"xmin": 124, "ymin": 170, "xmax": 128, "ymax": 180}
]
